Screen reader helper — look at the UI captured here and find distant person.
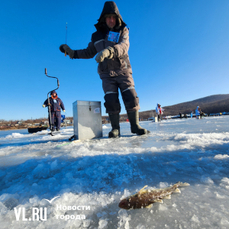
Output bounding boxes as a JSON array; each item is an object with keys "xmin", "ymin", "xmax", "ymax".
[
  {"xmin": 43, "ymin": 90, "xmax": 65, "ymax": 131},
  {"xmin": 195, "ymin": 106, "xmax": 204, "ymax": 119},
  {"xmin": 195, "ymin": 106, "xmax": 200, "ymax": 118},
  {"xmin": 59, "ymin": 1, "xmax": 149, "ymax": 137},
  {"xmin": 156, "ymin": 103, "xmax": 164, "ymax": 121}
]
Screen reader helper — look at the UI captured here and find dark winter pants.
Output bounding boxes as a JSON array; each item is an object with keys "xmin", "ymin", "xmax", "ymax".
[
  {"xmin": 49, "ymin": 111, "xmax": 61, "ymax": 130},
  {"xmin": 158, "ymin": 114, "xmax": 162, "ymax": 122},
  {"xmin": 101, "ymin": 73, "xmax": 140, "ymax": 114}
]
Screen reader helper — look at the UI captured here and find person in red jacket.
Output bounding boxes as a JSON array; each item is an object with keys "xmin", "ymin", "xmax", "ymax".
[
  {"xmin": 156, "ymin": 103, "xmax": 164, "ymax": 122},
  {"xmin": 43, "ymin": 90, "xmax": 65, "ymax": 131},
  {"xmin": 59, "ymin": 1, "xmax": 149, "ymax": 137}
]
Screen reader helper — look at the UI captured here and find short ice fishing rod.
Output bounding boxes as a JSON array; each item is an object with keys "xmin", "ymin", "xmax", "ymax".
[
  {"xmin": 45, "ymin": 68, "xmax": 60, "ymax": 134},
  {"xmin": 59, "ymin": 22, "xmax": 69, "ymax": 57}
]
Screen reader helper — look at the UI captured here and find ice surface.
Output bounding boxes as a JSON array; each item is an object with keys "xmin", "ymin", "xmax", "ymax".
[{"xmin": 0, "ymin": 116, "xmax": 229, "ymax": 228}]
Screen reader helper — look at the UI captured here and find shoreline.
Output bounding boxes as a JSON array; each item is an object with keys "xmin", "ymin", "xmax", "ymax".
[
  {"xmin": 0, "ymin": 125, "xmax": 73, "ymax": 132},
  {"xmin": 0, "ymin": 127, "xmax": 30, "ymax": 131}
]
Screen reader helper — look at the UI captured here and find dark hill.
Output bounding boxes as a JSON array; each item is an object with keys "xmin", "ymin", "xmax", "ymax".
[
  {"xmin": 138, "ymin": 94, "xmax": 229, "ymax": 120},
  {"xmin": 102, "ymin": 94, "xmax": 229, "ymax": 122}
]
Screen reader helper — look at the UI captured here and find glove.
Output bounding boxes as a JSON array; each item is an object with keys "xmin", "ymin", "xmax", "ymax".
[
  {"xmin": 59, "ymin": 44, "xmax": 74, "ymax": 59},
  {"xmin": 95, "ymin": 46, "xmax": 114, "ymax": 63},
  {"xmin": 42, "ymin": 105, "xmax": 45, "ymax": 108},
  {"xmin": 63, "ymin": 110, "xmax": 65, "ymax": 112}
]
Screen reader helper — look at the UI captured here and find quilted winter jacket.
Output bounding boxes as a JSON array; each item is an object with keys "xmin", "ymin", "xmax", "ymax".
[
  {"xmin": 43, "ymin": 97, "xmax": 65, "ymax": 112},
  {"xmin": 72, "ymin": 1, "xmax": 132, "ymax": 77}
]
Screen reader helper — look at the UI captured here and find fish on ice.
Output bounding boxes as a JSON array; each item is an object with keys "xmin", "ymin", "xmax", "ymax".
[{"xmin": 119, "ymin": 182, "xmax": 190, "ymax": 210}]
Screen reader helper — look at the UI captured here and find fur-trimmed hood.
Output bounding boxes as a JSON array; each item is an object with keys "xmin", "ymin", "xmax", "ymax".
[{"xmin": 94, "ymin": 1, "xmax": 126, "ymax": 32}]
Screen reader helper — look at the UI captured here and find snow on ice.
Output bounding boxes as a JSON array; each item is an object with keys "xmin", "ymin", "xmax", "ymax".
[{"xmin": 0, "ymin": 116, "xmax": 229, "ymax": 228}]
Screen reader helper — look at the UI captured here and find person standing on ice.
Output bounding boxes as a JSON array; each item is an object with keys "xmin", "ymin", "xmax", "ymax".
[
  {"xmin": 195, "ymin": 106, "xmax": 204, "ymax": 119},
  {"xmin": 195, "ymin": 106, "xmax": 201, "ymax": 119},
  {"xmin": 59, "ymin": 1, "xmax": 149, "ymax": 138},
  {"xmin": 43, "ymin": 90, "xmax": 65, "ymax": 131},
  {"xmin": 156, "ymin": 103, "xmax": 164, "ymax": 121}
]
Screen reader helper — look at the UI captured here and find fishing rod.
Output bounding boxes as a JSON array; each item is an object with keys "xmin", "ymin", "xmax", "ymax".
[
  {"xmin": 59, "ymin": 22, "xmax": 69, "ymax": 56},
  {"xmin": 45, "ymin": 68, "xmax": 60, "ymax": 135}
]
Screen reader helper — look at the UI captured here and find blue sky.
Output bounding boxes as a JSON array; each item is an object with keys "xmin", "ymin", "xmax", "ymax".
[{"xmin": 1, "ymin": 0, "xmax": 229, "ymax": 121}]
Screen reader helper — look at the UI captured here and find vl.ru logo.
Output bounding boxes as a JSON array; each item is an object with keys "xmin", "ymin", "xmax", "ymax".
[
  {"xmin": 44, "ymin": 196, "xmax": 60, "ymax": 204},
  {"xmin": 14, "ymin": 196, "xmax": 60, "ymax": 221},
  {"xmin": 14, "ymin": 207, "xmax": 47, "ymax": 221}
]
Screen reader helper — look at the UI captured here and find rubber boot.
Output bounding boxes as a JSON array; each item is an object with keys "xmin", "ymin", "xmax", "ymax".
[
  {"xmin": 108, "ymin": 113, "xmax": 120, "ymax": 138},
  {"xmin": 127, "ymin": 111, "xmax": 150, "ymax": 135}
]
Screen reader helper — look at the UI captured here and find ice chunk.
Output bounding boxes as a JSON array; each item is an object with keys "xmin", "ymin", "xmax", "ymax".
[
  {"xmin": 158, "ymin": 204, "xmax": 168, "ymax": 211},
  {"xmin": 50, "ymin": 160, "xmax": 58, "ymax": 170},
  {"xmin": 214, "ymin": 154, "xmax": 229, "ymax": 159},
  {"xmin": 98, "ymin": 219, "xmax": 108, "ymax": 229},
  {"xmin": 83, "ymin": 219, "xmax": 91, "ymax": 227},
  {"xmin": 220, "ymin": 218, "xmax": 229, "ymax": 226},
  {"xmin": 191, "ymin": 214, "xmax": 200, "ymax": 223},
  {"xmin": 200, "ymin": 176, "xmax": 214, "ymax": 184},
  {"xmin": 3, "ymin": 197, "xmax": 19, "ymax": 210}
]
